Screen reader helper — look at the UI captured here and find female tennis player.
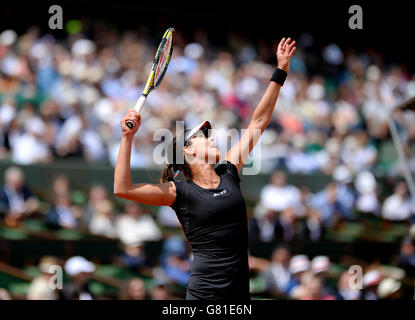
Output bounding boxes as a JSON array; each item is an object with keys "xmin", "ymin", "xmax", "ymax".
[{"xmin": 114, "ymin": 37, "xmax": 296, "ymax": 300}]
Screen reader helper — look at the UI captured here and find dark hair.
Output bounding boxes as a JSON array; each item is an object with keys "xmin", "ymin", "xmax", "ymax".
[
  {"xmin": 160, "ymin": 136, "xmax": 193, "ymax": 183},
  {"xmin": 272, "ymin": 243, "xmax": 291, "ymax": 253},
  {"xmin": 119, "ymin": 278, "xmax": 147, "ymax": 300}
]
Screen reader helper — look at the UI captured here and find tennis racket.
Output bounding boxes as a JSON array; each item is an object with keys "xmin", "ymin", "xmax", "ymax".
[{"xmin": 126, "ymin": 27, "xmax": 175, "ymax": 129}]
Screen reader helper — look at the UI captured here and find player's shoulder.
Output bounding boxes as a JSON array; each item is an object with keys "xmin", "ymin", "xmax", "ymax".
[{"xmin": 216, "ymin": 160, "xmax": 241, "ymax": 183}]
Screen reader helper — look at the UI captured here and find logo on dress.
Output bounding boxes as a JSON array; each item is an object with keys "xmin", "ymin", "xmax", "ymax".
[{"xmin": 213, "ymin": 190, "xmax": 227, "ymax": 197}]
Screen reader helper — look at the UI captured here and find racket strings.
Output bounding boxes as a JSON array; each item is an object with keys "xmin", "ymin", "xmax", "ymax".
[{"xmin": 154, "ymin": 35, "xmax": 173, "ymax": 83}]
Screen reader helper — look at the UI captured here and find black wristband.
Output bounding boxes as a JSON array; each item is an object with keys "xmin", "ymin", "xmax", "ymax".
[{"xmin": 270, "ymin": 68, "xmax": 287, "ymax": 86}]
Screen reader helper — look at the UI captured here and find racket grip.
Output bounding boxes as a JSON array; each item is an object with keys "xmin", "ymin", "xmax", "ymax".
[
  {"xmin": 135, "ymin": 95, "xmax": 146, "ymax": 114},
  {"xmin": 126, "ymin": 95, "xmax": 146, "ymax": 129}
]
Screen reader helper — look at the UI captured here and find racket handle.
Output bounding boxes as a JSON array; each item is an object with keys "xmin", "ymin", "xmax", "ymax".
[
  {"xmin": 135, "ymin": 95, "xmax": 147, "ymax": 114},
  {"xmin": 126, "ymin": 95, "xmax": 146, "ymax": 129}
]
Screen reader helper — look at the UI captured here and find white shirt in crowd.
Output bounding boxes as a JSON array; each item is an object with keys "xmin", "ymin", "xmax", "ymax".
[
  {"xmin": 260, "ymin": 184, "xmax": 301, "ymax": 212},
  {"xmin": 382, "ymin": 194, "xmax": 414, "ymax": 221},
  {"xmin": 89, "ymin": 215, "xmax": 117, "ymax": 238},
  {"xmin": 26, "ymin": 276, "xmax": 58, "ymax": 300},
  {"xmin": 356, "ymin": 192, "xmax": 380, "ymax": 214},
  {"xmin": 115, "ymin": 213, "xmax": 162, "ymax": 245},
  {"xmin": 11, "ymin": 133, "xmax": 50, "ymax": 165}
]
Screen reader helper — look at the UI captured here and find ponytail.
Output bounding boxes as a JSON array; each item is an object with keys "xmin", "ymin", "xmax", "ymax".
[
  {"xmin": 160, "ymin": 163, "xmax": 193, "ymax": 183},
  {"xmin": 160, "ymin": 164, "xmax": 175, "ymax": 183}
]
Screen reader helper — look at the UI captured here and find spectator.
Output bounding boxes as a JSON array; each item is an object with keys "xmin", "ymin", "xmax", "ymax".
[
  {"xmin": 115, "ymin": 202, "xmax": 162, "ymax": 245},
  {"xmin": 118, "ymin": 243, "xmax": 149, "ymax": 271},
  {"xmin": 397, "ymin": 233, "xmax": 415, "ymax": 277},
  {"xmin": 294, "ymin": 186, "xmax": 312, "ymax": 219},
  {"xmin": 341, "ymin": 130, "xmax": 378, "ymax": 173},
  {"xmin": 157, "ymin": 206, "xmax": 181, "ymax": 228},
  {"xmin": 354, "ymin": 170, "xmax": 380, "ymax": 216},
  {"xmin": 332, "ymin": 165, "xmax": 356, "ymax": 220},
  {"xmin": 119, "ymin": 278, "xmax": 148, "ymax": 300},
  {"xmin": 310, "ymin": 255, "xmax": 338, "ymax": 297},
  {"xmin": 51, "ymin": 175, "xmax": 71, "ymax": 197},
  {"xmin": 275, "ymin": 207, "xmax": 298, "ymax": 242},
  {"xmin": 285, "ymin": 134, "xmax": 323, "ymax": 174},
  {"xmin": 382, "ymin": 181, "xmax": 414, "ymax": 221},
  {"xmin": 258, "ymin": 171, "xmax": 301, "ymax": 215},
  {"xmin": 81, "ymin": 184, "xmax": 109, "ymax": 227},
  {"xmin": 10, "ymin": 116, "xmax": 51, "ymax": 164},
  {"xmin": 251, "ymin": 172, "xmax": 304, "ymax": 243},
  {"xmin": 377, "ymin": 278, "xmax": 403, "ymax": 300},
  {"xmin": 0, "ymin": 288, "xmax": 11, "ymax": 300},
  {"xmin": 62, "ymin": 256, "xmax": 96, "ymax": 300},
  {"xmin": 300, "ymin": 274, "xmax": 336, "ymax": 300},
  {"xmin": 362, "ymin": 269, "xmax": 382, "ymax": 300},
  {"xmin": 249, "ymin": 209, "xmax": 279, "ymax": 243},
  {"xmin": 159, "ymin": 236, "xmax": 191, "ymax": 287},
  {"xmin": 310, "ymin": 255, "xmax": 331, "ymax": 276},
  {"xmin": 287, "ymin": 254, "xmax": 310, "ymax": 298},
  {"xmin": 89, "ymin": 199, "xmax": 117, "ymax": 238},
  {"xmin": 0, "ymin": 166, "xmax": 39, "ymax": 226},
  {"xmin": 310, "ymin": 182, "xmax": 349, "ymax": 227},
  {"xmin": 299, "ymin": 208, "xmax": 325, "ymax": 242},
  {"xmin": 337, "ymin": 270, "xmax": 361, "ymax": 300},
  {"xmin": 149, "ymin": 277, "xmax": 177, "ymax": 300},
  {"xmin": 261, "ymin": 245, "xmax": 292, "ymax": 296},
  {"xmin": 45, "ymin": 192, "xmax": 80, "ymax": 229},
  {"xmin": 250, "ymin": 206, "xmax": 301, "ymax": 242},
  {"xmin": 26, "ymin": 256, "xmax": 60, "ymax": 300}
]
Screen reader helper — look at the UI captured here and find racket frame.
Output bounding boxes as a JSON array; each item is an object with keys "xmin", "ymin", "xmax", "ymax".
[{"xmin": 126, "ymin": 28, "xmax": 175, "ymax": 129}]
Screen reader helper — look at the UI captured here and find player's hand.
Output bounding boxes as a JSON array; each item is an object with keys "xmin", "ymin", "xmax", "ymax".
[
  {"xmin": 121, "ymin": 109, "xmax": 141, "ymax": 137},
  {"xmin": 276, "ymin": 37, "xmax": 296, "ymax": 73}
]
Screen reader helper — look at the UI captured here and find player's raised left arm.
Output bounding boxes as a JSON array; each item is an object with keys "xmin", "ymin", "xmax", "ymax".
[{"xmin": 226, "ymin": 37, "xmax": 296, "ymax": 172}]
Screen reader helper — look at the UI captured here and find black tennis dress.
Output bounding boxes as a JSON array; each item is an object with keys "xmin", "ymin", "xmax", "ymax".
[{"xmin": 170, "ymin": 160, "xmax": 250, "ymax": 300}]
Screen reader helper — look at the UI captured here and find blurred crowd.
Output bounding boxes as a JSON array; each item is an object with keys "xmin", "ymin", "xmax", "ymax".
[
  {"xmin": 2, "ymin": 244, "xmax": 415, "ymax": 300},
  {"xmin": 251, "ymin": 169, "xmax": 415, "ymax": 245},
  {"xmin": 249, "ymin": 244, "xmax": 415, "ymax": 300},
  {"xmin": 0, "ymin": 163, "xmax": 414, "ymax": 299},
  {"xmin": 1, "ymin": 164, "xmax": 414, "ymax": 243},
  {"xmin": 0, "ymin": 26, "xmax": 414, "ymax": 175}
]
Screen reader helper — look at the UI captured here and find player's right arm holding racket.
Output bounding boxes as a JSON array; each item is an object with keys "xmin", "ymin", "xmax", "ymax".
[
  {"xmin": 114, "ymin": 28, "xmax": 177, "ymax": 206},
  {"xmin": 114, "ymin": 109, "xmax": 177, "ymax": 206}
]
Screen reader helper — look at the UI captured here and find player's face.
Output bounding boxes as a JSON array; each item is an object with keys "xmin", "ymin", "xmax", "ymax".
[{"xmin": 185, "ymin": 130, "xmax": 220, "ymax": 164}]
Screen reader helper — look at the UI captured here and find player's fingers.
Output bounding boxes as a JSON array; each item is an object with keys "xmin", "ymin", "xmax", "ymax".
[
  {"xmin": 289, "ymin": 46, "xmax": 297, "ymax": 57},
  {"xmin": 126, "ymin": 109, "xmax": 137, "ymax": 116},
  {"xmin": 125, "ymin": 111, "xmax": 135, "ymax": 118},
  {"xmin": 121, "ymin": 119, "xmax": 134, "ymax": 128},
  {"xmin": 283, "ymin": 37, "xmax": 291, "ymax": 49},
  {"xmin": 277, "ymin": 38, "xmax": 285, "ymax": 51},
  {"xmin": 123, "ymin": 120, "xmax": 138, "ymax": 131},
  {"xmin": 287, "ymin": 40, "xmax": 296, "ymax": 51},
  {"xmin": 122, "ymin": 115, "xmax": 138, "ymax": 124},
  {"xmin": 126, "ymin": 112, "xmax": 139, "ymax": 122}
]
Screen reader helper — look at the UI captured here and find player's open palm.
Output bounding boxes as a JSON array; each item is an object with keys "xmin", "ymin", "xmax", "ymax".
[{"xmin": 276, "ymin": 37, "xmax": 296, "ymax": 73}]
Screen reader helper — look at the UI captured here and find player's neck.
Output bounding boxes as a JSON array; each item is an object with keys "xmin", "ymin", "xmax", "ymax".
[{"xmin": 191, "ymin": 164, "xmax": 220, "ymax": 188}]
